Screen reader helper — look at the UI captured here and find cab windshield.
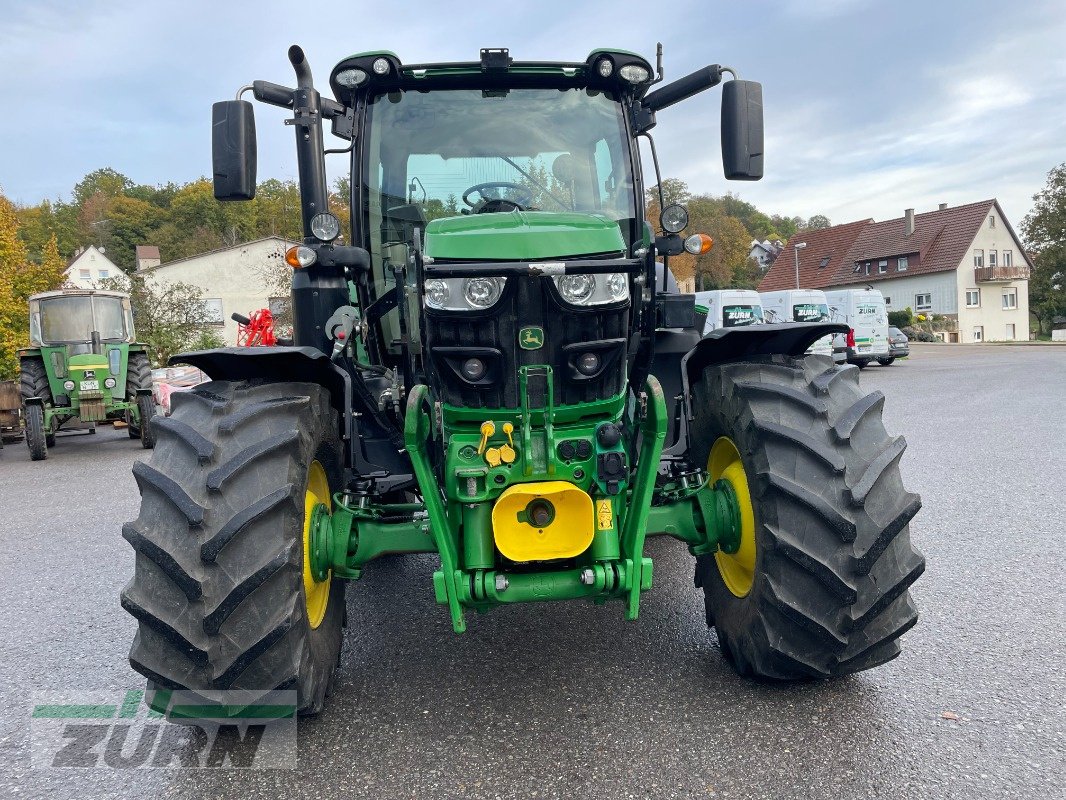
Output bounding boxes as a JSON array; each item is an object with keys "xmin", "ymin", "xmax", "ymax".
[
  {"xmin": 362, "ymin": 87, "xmax": 636, "ymax": 271},
  {"xmin": 38, "ymin": 296, "xmax": 129, "ymax": 343}
]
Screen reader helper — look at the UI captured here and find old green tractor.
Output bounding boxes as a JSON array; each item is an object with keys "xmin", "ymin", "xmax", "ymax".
[
  {"xmin": 19, "ymin": 289, "xmax": 155, "ymax": 460},
  {"xmin": 122, "ymin": 46, "xmax": 923, "ymax": 717}
]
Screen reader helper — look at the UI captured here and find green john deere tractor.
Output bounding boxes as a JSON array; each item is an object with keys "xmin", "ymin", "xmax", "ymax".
[
  {"xmin": 122, "ymin": 45, "xmax": 924, "ymax": 717},
  {"xmin": 19, "ymin": 289, "xmax": 155, "ymax": 460}
]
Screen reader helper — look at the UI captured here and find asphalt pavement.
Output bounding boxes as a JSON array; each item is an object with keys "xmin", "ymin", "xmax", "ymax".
[{"xmin": 0, "ymin": 343, "xmax": 1063, "ymax": 799}]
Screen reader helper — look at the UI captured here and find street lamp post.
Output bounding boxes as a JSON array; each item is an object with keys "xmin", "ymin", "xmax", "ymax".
[{"xmin": 793, "ymin": 241, "xmax": 807, "ymax": 289}]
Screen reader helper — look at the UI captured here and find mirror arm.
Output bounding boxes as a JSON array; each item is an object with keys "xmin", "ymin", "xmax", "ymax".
[{"xmin": 642, "ymin": 64, "xmax": 724, "ymax": 114}]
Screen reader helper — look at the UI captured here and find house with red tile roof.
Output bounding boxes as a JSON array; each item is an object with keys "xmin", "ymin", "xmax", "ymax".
[{"xmin": 759, "ymin": 200, "xmax": 1031, "ymax": 342}]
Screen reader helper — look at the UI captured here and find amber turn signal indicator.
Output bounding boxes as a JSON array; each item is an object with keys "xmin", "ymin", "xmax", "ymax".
[{"xmin": 684, "ymin": 233, "xmax": 714, "ymax": 255}]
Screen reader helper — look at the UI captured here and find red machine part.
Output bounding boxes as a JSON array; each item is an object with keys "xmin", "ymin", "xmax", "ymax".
[{"xmin": 232, "ymin": 309, "xmax": 277, "ymax": 347}]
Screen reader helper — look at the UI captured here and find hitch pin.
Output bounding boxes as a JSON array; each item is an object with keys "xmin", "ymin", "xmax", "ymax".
[{"xmin": 477, "ymin": 421, "xmax": 495, "ymax": 455}]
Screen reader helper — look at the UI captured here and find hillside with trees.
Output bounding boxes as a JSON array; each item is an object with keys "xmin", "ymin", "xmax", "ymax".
[{"xmin": 1, "ymin": 167, "xmax": 830, "ymax": 376}]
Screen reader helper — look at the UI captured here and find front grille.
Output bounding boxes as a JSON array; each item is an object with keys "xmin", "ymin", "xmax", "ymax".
[{"xmin": 426, "ymin": 276, "xmax": 630, "ymax": 408}]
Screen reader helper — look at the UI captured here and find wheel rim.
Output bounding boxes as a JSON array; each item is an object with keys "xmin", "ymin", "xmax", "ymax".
[
  {"xmin": 302, "ymin": 460, "xmax": 332, "ymax": 629},
  {"xmin": 709, "ymin": 437, "xmax": 757, "ymax": 598}
]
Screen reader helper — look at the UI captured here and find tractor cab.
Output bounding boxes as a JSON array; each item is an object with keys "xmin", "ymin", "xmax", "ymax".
[{"xmin": 29, "ymin": 289, "xmax": 136, "ymax": 353}]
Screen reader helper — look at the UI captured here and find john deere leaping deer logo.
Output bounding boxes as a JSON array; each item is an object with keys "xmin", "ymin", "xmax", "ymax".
[{"xmin": 519, "ymin": 327, "xmax": 544, "ymax": 350}]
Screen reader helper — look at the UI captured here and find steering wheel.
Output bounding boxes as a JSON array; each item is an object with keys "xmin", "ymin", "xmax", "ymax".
[{"xmin": 462, "ymin": 181, "xmax": 535, "ymax": 211}]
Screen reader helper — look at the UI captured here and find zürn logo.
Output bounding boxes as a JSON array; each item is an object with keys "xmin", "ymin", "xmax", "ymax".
[
  {"xmin": 519, "ymin": 327, "xmax": 544, "ymax": 350},
  {"xmin": 29, "ymin": 689, "xmax": 296, "ymax": 769}
]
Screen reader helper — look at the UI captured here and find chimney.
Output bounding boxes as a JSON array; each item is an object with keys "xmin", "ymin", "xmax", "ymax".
[
  {"xmin": 905, "ymin": 208, "xmax": 915, "ymax": 236},
  {"xmin": 938, "ymin": 203, "xmax": 947, "ymax": 211}
]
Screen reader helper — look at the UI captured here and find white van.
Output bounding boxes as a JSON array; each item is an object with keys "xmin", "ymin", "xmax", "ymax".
[
  {"xmin": 759, "ymin": 289, "xmax": 838, "ymax": 360},
  {"xmin": 693, "ymin": 290, "xmax": 764, "ymax": 335},
  {"xmin": 823, "ymin": 288, "xmax": 891, "ymax": 366}
]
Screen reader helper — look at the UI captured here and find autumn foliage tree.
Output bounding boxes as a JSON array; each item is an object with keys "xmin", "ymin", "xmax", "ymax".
[{"xmin": 0, "ymin": 195, "xmax": 67, "ymax": 379}]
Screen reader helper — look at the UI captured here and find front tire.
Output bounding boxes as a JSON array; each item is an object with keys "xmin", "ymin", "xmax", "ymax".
[
  {"xmin": 877, "ymin": 357, "xmax": 896, "ymax": 366},
  {"xmin": 137, "ymin": 395, "xmax": 156, "ymax": 449},
  {"xmin": 25, "ymin": 405, "xmax": 48, "ymax": 461},
  {"xmin": 121, "ymin": 380, "xmax": 345, "ymax": 716},
  {"xmin": 690, "ymin": 355, "xmax": 924, "ymax": 679},
  {"xmin": 126, "ymin": 353, "xmax": 152, "ymax": 438}
]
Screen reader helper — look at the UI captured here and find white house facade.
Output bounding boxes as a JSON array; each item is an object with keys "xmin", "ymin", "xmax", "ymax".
[
  {"xmin": 139, "ymin": 236, "xmax": 298, "ymax": 345},
  {"xmin": 64, "ymin": 245, "xmax": 125, "ymax": 290}
]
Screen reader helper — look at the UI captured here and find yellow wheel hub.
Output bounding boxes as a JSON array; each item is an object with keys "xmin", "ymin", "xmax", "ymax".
[
  {"xmin": 709, "ymin": 437, "xmax": 757, "ymax": 598},
  {"xmin": 302, "ymin": 460, "xmax": 332, "ymax": 629}
]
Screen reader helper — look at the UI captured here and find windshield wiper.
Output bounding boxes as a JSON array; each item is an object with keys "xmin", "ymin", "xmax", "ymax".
[{"xmin": 500, "ymin": 156, "xmax": 572, "ymax": 211}]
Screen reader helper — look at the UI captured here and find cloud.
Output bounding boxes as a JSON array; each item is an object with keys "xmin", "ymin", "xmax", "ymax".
[{"xmin": 0, "ymin": 0, "xmax": 1062, "ymax": 235}]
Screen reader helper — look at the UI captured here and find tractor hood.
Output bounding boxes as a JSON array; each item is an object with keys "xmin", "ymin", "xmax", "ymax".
[{"xmin": 424, "ymin": 211, "xmax": 626, "ymax": 261}]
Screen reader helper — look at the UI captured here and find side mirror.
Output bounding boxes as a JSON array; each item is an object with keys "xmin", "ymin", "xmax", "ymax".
[
  {"xmin": 212, "ymin": 100, "xmax": 257, "ymax": 200},
  {"xmin": 721, "ymin": 80, "xmax": 764, "ymax": 181}
]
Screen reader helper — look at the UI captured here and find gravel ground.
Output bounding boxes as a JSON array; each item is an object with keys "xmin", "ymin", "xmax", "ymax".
[{"xmin": 0, "ymin": 343, "xmax": 1062, "ymax": 799}]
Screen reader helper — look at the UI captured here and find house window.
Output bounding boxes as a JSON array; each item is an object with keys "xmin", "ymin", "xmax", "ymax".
[
  {"xmin": 853, "ymin": 262, "xmax": 862, "ymax": 273},
  {"xmin": 878, "ymin": 259, "xmax": 888, "ymax": 274},
  {"xmin": 884, "ymin": 297, "xmax": 892, "ymax": 306},
  {"xmin": 973, "ymin": 326, "xmax": 983, "ymax": 342},
  {"xmin": 819, "ymin": 256, "xmax": 830, "ymax": 268},
  {"xmin": 965, "ymin": 289, "xmax": 980, "ymax": 307},
  {"xmin": 864, "ymin": 262, "xmax": 871, "ymax": 275},
  {"xmin": 1001, "ymin": 289, "xmax": 1017, "ymax": 310},
  {"xmin": 1005, "ymin": 323, "xmax": 1015, "ymax": 340},
  {"xmin": 98, "ymin": 269, "xmax": 109, "ymax": 279},
  {"xmin": 990, "ymin": 214, "xmax": 995, "ymax": 228},
  {"xmin": 973, "ymin": 249, "xmax": 984, "ymax": 268},
  {"xmin": 79, "ymin": 269, "xmax": 91, "ymax": 280},
  {"xmin": 989, "ymin": 250, "xmax": 997, "ymax": 268},
  {"xmin": 915, "ymin": 293, "xmax": 932, "ymax": 310},
  {"xmin": 201, "ymin": 298, "xmax": 224, "ymax": 324},
  {"xmin": 897, "ymin": 256, "xmax": 908, "ymax": 271},
  {"xmin": 1003, "ymin": 250, "xmax": 1012, "ymax": 267}
]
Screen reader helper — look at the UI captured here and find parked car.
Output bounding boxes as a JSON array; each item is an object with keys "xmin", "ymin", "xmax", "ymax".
[{"xmin": 886, "ymin": 326, "xmax": 910, "ymax": 363}]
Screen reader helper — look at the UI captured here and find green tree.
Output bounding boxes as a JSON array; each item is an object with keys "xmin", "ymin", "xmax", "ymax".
[
  {"xmin": 805, "ymin": 214, "xmax": 832, "ymax": 230},
  {"xmin": 108, "ymin": 273, "xmax": 220, "ymax": 366},
  {"xmin": 1022, "ymin": 163, "xmax": 1066, "ymax": 336},
  {"xmin": 105, "ymin": 195, "xmax": 166, "ymax": 271},
  {"xmin": 646, "ymin": 178, "xmax": 690, "ymax": 213},
  {"xmin": 73, "ymin": 167, "xmax": 133, "ymax": 208}
]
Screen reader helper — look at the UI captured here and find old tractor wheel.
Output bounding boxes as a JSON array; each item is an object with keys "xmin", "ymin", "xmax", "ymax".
[
  {"xmin": 126, "ymin": 354, "xmax": 152, "ymax": 439},
  {"xmin": 137, "ymin": 395, "xmax": 156, "ymax": 449},
  {"xmin": 121, "ymin": 380, "xmax": 345, "ymax": 716},
  {"xmin": 690, "ymin": 355, "xmax": 925, "ymax": 679},
  {"xmin": 24, "ymin": 404, "xmax": 48, "ymax": 461},
  {"xmin": 20, "ymin": 358, "xmax": 54, "ymax": 453}
]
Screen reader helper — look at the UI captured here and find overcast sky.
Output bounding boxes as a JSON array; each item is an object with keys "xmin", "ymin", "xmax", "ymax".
[{"xmin": 2, "ymin": 0, "xmax": 1063, "ymax": 231}]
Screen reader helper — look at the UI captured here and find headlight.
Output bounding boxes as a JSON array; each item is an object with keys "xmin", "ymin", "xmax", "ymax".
[
  {"xmin": 336, "ymin": 68, "xmax": 368, "ymax": 88},
  {"xmin": 63, "ymin": 380, "xmax": 75, "ymax": 391},
  {"xmin": 552, "ymin": 273, "xmax": 630, "ymax": 306},
  {"xmin": 310, "ymin": 212, "xmax": 340, "ymax": 242},
  {"xmin": 372, "ymin": 58, "xmax": 391, "ymax": 75},
  {"xmin": 660, "ymin": 204, "xmax": 689, "ymax": 234},
  {"xmin": 619, "ymin": 64, "xmax": 650, "ymax": 83},
  {"xmin": 559, "ymin": 274, "xmax": 595, "ymax": 304},
  {"xmin": 104, "ymin": 377, "xmax": 117, "ymax": 389},
  {"xmin": 597, "ymin": 58, "xmax": 613, "ymax": 77},
  {"xmin": 425, "ymin": 279, "xmax": 450, "ymax": 309},
  {"xmin": 464, "ymin": 277, "xmax": 504, "ymax": 308},
  {"xmin": 424, "ymin": 277, "xmax": 507, "ymax": 311}
]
